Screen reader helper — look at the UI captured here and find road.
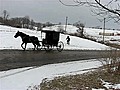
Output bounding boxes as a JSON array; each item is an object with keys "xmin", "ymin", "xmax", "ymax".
[{"xmin": 0, "ymin": 50, "xmax": 115, "ymax": 71}]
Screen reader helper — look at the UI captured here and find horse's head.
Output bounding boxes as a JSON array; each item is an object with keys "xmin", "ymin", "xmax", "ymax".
[{"xmin": 14, "ymin": 31, "xmax": 21, "ymax": 38}]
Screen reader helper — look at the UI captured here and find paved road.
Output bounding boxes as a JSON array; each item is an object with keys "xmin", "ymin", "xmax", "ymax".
[{"xmin": 0, "ymin": 50, "xmax": 116, "ymax": 71}]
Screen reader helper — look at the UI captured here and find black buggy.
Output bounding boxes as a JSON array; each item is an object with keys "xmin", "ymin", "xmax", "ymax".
[{"xmin": 38, "ymin": 30, "xmax": 64, "ymax": 52}]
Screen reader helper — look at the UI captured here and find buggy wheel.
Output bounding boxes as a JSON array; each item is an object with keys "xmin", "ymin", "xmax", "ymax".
[{"xmin": 57, "ymin": 41, "xmax": 64, "ymax": 52}]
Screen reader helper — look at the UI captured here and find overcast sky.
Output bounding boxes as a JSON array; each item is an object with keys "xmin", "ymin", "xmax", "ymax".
[{"xmin": 0, "ymin": 0, "xmax": 120, "ymax": 29}]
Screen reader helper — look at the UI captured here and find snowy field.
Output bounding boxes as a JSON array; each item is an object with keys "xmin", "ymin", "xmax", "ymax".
[
  {"xmin": 0, "ymin": 59, "xmax": 102, "ymax": 90},
  {"xmin": 0, "ymin": 25, "xmax": 109, "ymax": 50},
  {"xmin": 84, "ymin": 27, "xmax": 120, "ymax": 44},
  {"xmin": 0, "ymin": 25, "xmax": 120, "ymax": 90}
]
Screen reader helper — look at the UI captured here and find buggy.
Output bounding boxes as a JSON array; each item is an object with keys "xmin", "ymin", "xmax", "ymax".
[{"xmin": 39, "ymin": 30, "xmax": 64, "ymax": 52}]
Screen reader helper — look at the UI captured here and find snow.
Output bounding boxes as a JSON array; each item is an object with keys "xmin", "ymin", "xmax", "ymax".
[
  {"xmin": 0, "ymin": 25, "xmax": 120, "ymax": 90},
  {"xmin": 0, "ymin": 25, "xmax": 109, "ymax": 50},
  {"xmin": 84, "ymin": 27, "xmax": 120, "ymax": 44},
  {"xmin": 100, "ymin": 79, "xmax": 120, "ymax": 90},
  {"xmin": 0, "ymin": 59, "xmax": 119, "ymax": 90},
  {"xmin": 0, "ymin": 59, "xmax": 102, "ymax": 90}
]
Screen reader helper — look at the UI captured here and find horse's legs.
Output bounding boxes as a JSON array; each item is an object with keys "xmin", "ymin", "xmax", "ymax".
[
  {"xmin": 21, "ymin": 42, "xmax": 27, "ymax": 50},
  {"xmin": 36, "ymin": 45, "xmax": 39, "ymax": 50},
  {"xmin": 33, "ymin": 43, "xmax": 36, "ymax": 50},
  {"xmin": 21, "ymin": 42, "xmax": 25, "ymax": 50},
  {"xmin": 24, "ymin": 43, "xmax": 27, "ymax": 50}
]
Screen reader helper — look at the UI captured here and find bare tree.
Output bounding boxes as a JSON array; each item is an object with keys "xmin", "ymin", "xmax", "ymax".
[
  {"xmin": 3, "ymin": 10, "xmax": 9, "ymax": 20},
  {"xmin": 59, "ymin": 0, "xmax": 120, "ymax": 23},
  {"xmin": 30, "ymin": 19, "xmax": 35, "ymax": 29},
  {"xmin": 73, "ymin": 21, "xmax": 85, "ymax": 37},
  {"xmin": 22, "ymin": 16, "xmax": 30, "ymax": 28},
  {"xmin": 36, "ymin": 23, "xmax": 43, "ymax": 31},
  {"xmin": 0, "ymin": 17, "xmax": 3, "ymax": 24},
  {"xmin": 2, "ymin": 10, "xmax": 9, "ymax": 24}
]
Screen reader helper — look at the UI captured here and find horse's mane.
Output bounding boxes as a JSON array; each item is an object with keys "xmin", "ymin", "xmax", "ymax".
[{"xmin": 19, "ymin": 31, "xmax": 29, "ymax": 36}]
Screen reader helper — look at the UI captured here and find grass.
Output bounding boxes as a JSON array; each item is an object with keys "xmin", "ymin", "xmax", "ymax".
[
  {"xmin": 105, "ymin": 43, "xmax": 120, "ymax": 49},
  {"xmin": 40, "ymin": 69, "xmax": 120, "ymax": 90}
]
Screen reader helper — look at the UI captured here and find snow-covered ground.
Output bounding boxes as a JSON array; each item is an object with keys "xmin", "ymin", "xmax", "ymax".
[
  {"xmin": 0, "ymin": 25, "xmax": 110, "ymax": 50},
  {"xmin": 0, "ymin": 25, "xmax": 120, "ymax": 90},
  {"xmin": 0, "ymin": 59, "xmax": 101, "ymax": 90},
  {"xmin": 0, "ymin": 59, "xmax": 120, "ymax": 90},
  {"xmin": 84, "ymin": 27, "xmax": 120, "ymax": 44}
]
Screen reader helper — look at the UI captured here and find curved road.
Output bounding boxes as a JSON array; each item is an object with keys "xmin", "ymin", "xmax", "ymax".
[{"xmin": 0, "ymin": 50, "xmax": 116, "ymax": 71}]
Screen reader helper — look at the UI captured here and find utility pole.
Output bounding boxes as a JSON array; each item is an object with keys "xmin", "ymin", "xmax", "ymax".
[
  {"xmin": 65, "ymin": 16, "xmax": 68, "ymax": 32},
  {"xmin": 103, "ymin": 18, "xmax": 106, "ymax": 43}
]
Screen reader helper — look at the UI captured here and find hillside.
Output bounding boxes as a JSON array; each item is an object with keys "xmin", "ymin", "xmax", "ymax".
[{"xmin": 0, "ymin": 25, "xmax": 109, "ymax": 50}]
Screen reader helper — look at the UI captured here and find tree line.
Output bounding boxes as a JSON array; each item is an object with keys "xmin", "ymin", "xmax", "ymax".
[{"xmin": 0, "ymin": 10, "xmax": 54, "ymax": 30}]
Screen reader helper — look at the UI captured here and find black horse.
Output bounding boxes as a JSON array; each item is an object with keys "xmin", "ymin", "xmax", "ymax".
[{"xmin": 14, "ymin": 31, "xmax": 40, "ymax": 50}]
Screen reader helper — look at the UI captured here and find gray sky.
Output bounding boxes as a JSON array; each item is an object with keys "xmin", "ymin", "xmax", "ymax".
[{"xmin": 0, "ymin": 0, "xmax": 120, "ymax": 29}]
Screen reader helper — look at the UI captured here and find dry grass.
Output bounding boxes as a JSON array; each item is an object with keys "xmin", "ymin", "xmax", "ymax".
[{"xmin": 40, "ymin": 69, "xmax": 120, "ymax": 90}]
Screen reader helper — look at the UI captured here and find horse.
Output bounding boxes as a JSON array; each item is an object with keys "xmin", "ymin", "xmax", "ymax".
[{"xmin": 14, "ymin": 31, "xmax": 40, "ymax": 50}]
